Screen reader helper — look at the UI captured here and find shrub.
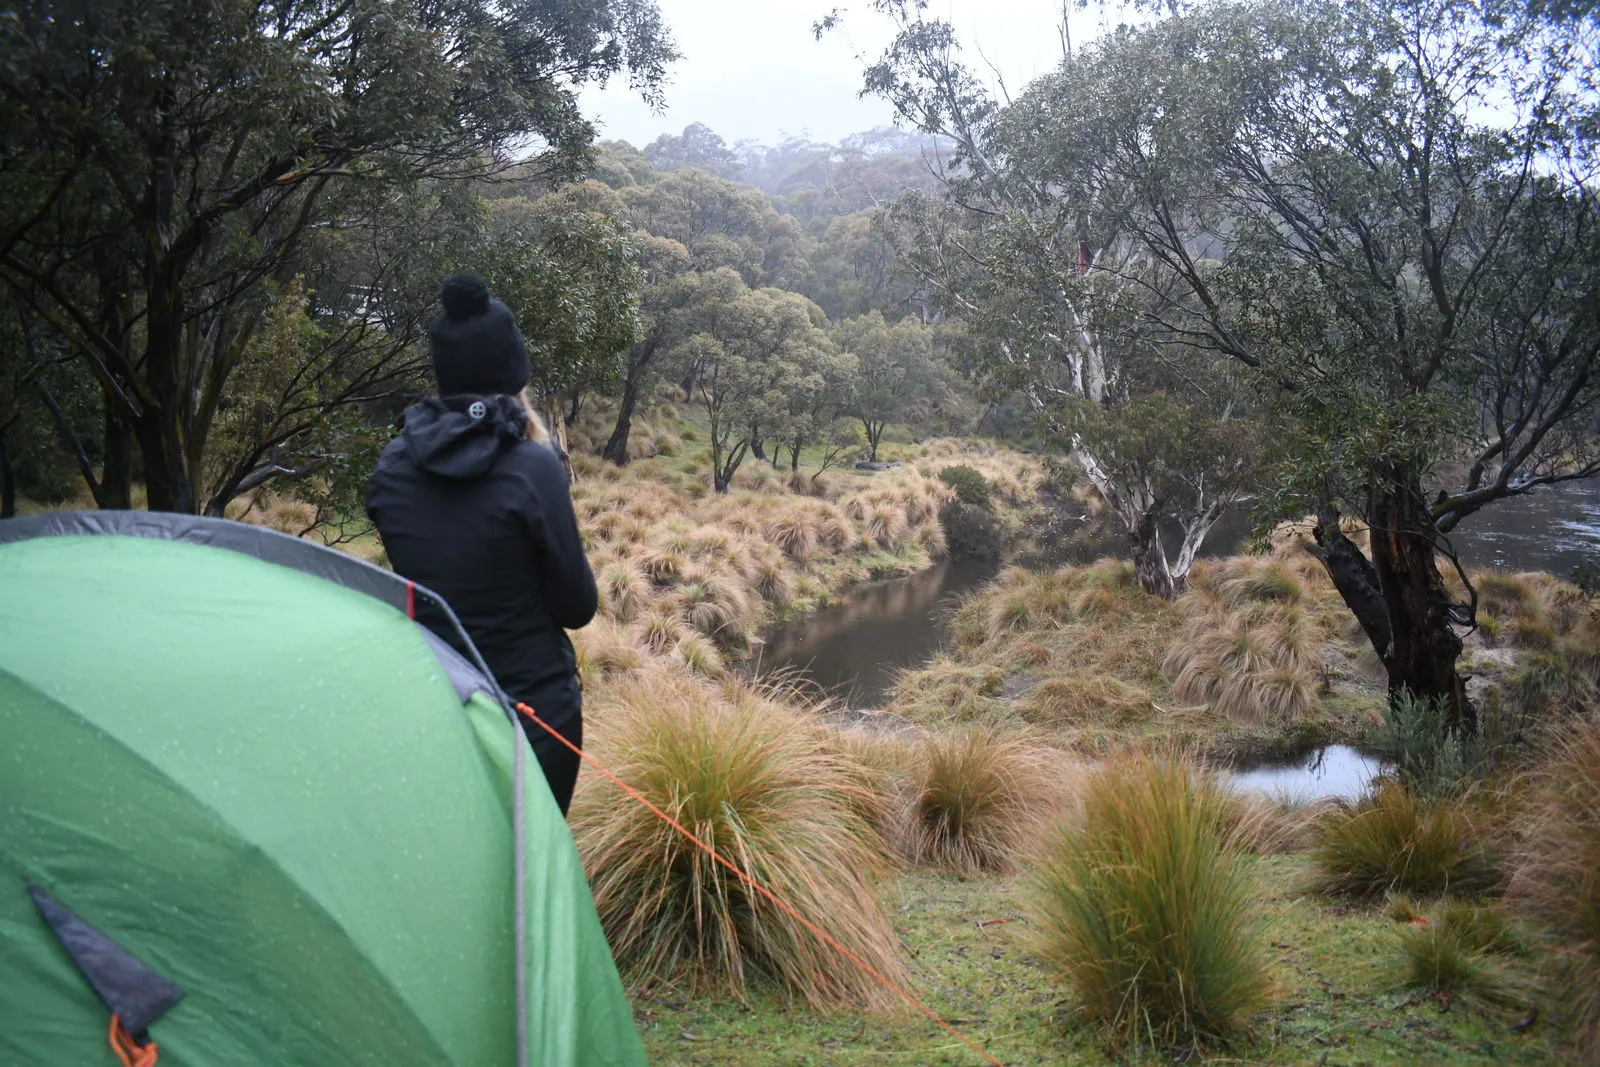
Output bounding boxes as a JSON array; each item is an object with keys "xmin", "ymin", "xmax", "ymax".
[
  {"xmin": 1024, "ymin": 751, "xmax": 1272, "ymax": 1048},
  {"xmin": 1308, "ymin": 783, "xmax": 1498, "ymax": 899},
  {"xmin": 1370, "ymin": 689, "xmax": 1477, "ymax": 796},
  {"xmin": 1571, "ymin": 557, "xmax": 1600, "ymax": 597},
  {"xmin": 572, "ymin": 672, "xmax": 906, "ymax": 1007},
  {"xmin": 939, "ymin": 500, "xmax": 1002, "ymax": 561},
  {"xmin": 937, "ymin": 464, "xmax": 992, "ymax": 510},
  {"xmin": 1509, "ymin": 722, "xmax": 1600, "ymax": 1057},
  {"xmin": 895, "ymin": 725, "xmax": 1048, "ymax": 874}
]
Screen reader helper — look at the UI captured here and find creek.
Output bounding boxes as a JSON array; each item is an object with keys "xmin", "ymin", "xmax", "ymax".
[{"xmin": 753, "ymin": 480, "xmax": 1600, "ymax": 798}]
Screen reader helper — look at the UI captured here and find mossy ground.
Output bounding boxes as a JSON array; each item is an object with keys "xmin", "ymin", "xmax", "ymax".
[{"xmin": 634, "ymin": 857, "xmax": 1558, "ymax": 1066}]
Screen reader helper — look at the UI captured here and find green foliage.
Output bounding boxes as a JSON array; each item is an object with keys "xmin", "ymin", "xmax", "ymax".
[
  {"xmin": 938, "ymin": 500, "xmax": 1002, "ymax": 560},
  {"xmin": 0, "ymin": 0, "xmax": 675, "ymax": 512},
  {"xmin": 936, "ymin": 464, "xmax": 992, "ymax": 510},
  {"xmin": 1025, "ymin": 751, "xmax": 1272, "ymax": 1048},
  {"xmin": 483, "ymin": 192, "xmax": 644, "ymax": 402},
  {"xmin": 1571, "ymin": 557, "xmax": 1600, "ymax": 597},
  {"xmin": 1309, "ymin": 784, "xmax": 1498, "ymax": 900},
  {"xmin": 834, "ymin": 311, "xmax": 946, "ymax": 461},
  {"xmin": 1370, "ymin": 690, "xmax": 1477, "ymax": 797}
]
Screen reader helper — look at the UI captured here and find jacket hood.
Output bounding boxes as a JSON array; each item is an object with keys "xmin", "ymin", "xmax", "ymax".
[{"xmin": 401, "ymin": 395, "xmax": 528, "ymax": 480}]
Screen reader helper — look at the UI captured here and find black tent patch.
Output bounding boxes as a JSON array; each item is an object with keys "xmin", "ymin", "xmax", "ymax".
[{"xmin": 27, "ymin": 884, "xmax": 184, "ymax": 1037}]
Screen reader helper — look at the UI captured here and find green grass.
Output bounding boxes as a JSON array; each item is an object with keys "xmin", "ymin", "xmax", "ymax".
[
  {"xmin": 1025, "ymin": 752, "xmax": 1272, "ymax": 1049},
  {"xmin": 634, "ymin": 859, "xmax": 1558, "ymax": 1065},
  {"xmin": 1308, "ymin": 784, "xmax": 1501, "ymax": 900}
]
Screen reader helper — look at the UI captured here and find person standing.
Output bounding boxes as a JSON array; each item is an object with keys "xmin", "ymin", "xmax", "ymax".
[{"xmin": 367, "ymin": 273, "xmax": 596, "ymax": 815}]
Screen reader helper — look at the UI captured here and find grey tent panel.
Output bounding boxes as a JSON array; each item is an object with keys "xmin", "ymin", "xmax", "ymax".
[{"xmin": 29, "ymin": 884, "xmax": 184, "ymax": 1038}]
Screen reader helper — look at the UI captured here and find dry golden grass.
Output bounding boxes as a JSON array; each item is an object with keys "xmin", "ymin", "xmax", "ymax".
[
  {"xmin": 891, "ymin": 542, "xmax": 1381, "ymax": 760},
  {"xmin": 1016, "ymin": 675, "xmax": 1155, "ymax": 728},
  {"xmin": 573, "ymin": 669, "xmax": 907, "ymax": 1008},
  {"xmin": 597, "ymin": 559, "xmax": 651, "ymax": 623},
  {"xmin": 573, "ymin": 617, "xmax": 649, "ymax": 680},
  {"xmin": 1509, "ymin": 720, "xmax": 1600, "ymax": 1057},
  {"xmin": 892, "ymin": 725, "xmax": 1063, "ymax": 874}
]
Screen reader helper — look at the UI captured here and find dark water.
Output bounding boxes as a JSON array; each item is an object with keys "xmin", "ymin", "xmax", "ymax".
[
  {"xmin": 754, "ymin": 558, "xmax": 1002, "ymax": 705},
  {"xmin": 1446, "ymin": 479, "xmax": 1600, "ymax": 576},
  {"xmin": 756, "ymin": 482, "xmax": 1600, "ymax": 711}
]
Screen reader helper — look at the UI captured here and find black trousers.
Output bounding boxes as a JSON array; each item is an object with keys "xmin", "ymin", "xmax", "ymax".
[{"xmin": 518, "ymin": 711, "xmax": 582, "ymax": 818}]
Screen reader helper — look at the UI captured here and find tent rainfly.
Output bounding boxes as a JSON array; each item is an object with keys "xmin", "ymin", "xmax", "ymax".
[{"xmin": 0, "ymin": 512, "xmax": 646, "ymax": 1067}]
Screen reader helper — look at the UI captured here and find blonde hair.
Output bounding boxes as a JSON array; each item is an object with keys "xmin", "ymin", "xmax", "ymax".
[{"xmin": 517, "ymin": 387, "xmax": 552, "ymax": 445}]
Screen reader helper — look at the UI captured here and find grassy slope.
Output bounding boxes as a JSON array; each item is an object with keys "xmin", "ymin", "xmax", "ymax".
[{"xmin": 637, "ymin": 857, "xmax": 1557, "ymax": 1066}]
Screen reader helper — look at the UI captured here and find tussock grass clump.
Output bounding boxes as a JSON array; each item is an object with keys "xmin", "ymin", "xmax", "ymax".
[
  {"xmin": 894, "ymin": 725, "xmax": 1053, "ymax": 874},
  {"xmin": 751, "ymin": 557, "xmax": 796, "ymax": 607},
  {"xmin": 637, "ymin": 604, "xmax": 688, "ymax": 655},
  {"xmin": 673, "ymin": 633, "xmax": 726, "ymax": 677},
  {"xmin": 1397, "ymin": 921, "xmax": 1522, "ymax": 1008},
  {"xmin": 1308, "ymin": 783, "xmax": 1498, "ymax": 899},
  {"xmin": 1507, "ymin": 650, "xmax": 1596, "ymax": 716},
  {"xmin": 1509, "ymin": 722, "xmax": 1600, "ymax": 1056},
  {"xmin": 572, "ymin": 618, "xmax": 647, "ymax": 679},
  {"xmin": 572, "ymin": 673, "xmax": 906, "ymax": 1007},
  {"xmin": 885, "ymin": 657, "xmax": 1009, "ymax": 726},
  {"xmin": 598, "ymin": 560, "xmax": 650, "ymax": 623},
  {"xmin": 1475, "ymin": 571, "xmax": 1543, "ymax": 622},
  {"xmin": 1218, "ymin": 560, "xmax": 1306, "ymax": 606},
  {"xmin": 1164, "ymin": 606, "xmax": 1319, "ymax": 727},
  {"xmin": 1024, "ymin": 750, "xmax": 1272, "ymax": 1048},
  {"xmin": 1017, "ymin": 675, "xmax": 1154, "ymax": 727},
  {"xmin": 1395, "ymin": 901, "xmax": 1526, "ymax": 1009},
  {"xmin": 766, "ymin": 510, "xmax": 820, "ymax": 562}
]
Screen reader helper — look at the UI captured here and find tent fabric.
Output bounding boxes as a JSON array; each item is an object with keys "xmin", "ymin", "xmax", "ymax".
[
  {"xmin": 0, "ymin": 509, "xmax": 412, "ymax": 614},
  {"xmin": 0, "ymin": 531, "xmax": 646, "ymax": 1066}
]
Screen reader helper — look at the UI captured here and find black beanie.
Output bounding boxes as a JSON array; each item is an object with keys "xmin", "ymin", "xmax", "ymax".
[{"xmin": 428, "ymin": 273, "xmax": 531, "ymax": 396}]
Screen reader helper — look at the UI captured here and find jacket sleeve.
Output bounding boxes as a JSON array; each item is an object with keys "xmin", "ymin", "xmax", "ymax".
[{"xmin": 514, "ymin": 443, "xmax": 599, "ymax": 630}]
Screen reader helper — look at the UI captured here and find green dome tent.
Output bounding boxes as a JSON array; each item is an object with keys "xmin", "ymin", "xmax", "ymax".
[{"xmin": 0, "ymin": 513, "xmax": 647, "ymax": 1067}]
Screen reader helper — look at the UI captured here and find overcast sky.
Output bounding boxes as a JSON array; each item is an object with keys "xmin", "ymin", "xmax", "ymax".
[{"xmin": 578, "ymin": 0, "xmax": 1111, "ymax": 149}]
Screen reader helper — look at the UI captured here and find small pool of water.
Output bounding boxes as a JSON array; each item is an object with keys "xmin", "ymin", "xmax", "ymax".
[
  {"xmin": 753, "ymin": 558, "xmax": 1001, "ymax": 706},
  {"xmin": 1228, "ymin": 745, "xmax": 1388, "ymax": 803}
]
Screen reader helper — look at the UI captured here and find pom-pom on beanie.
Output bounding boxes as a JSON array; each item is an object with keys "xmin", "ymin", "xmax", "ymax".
[{"xmin": 428, "ymin": 273, "xmax": 531, "ymax": 397}]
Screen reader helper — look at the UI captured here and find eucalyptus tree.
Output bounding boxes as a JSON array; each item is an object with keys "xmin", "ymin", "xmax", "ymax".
[
  {"xmin": 678, "ymin": 287, "xmax": 836, "ymax": 491},
  {"xmin": 833, "ymin": 310, "xmax": 943, "ymax": 463},
  {"xmin": 482, "ymin": 189, "xmax": 644, "ymax": 453},
  {"xmin": 825, "ymin": 0, "xmax": 1264, "ymax": 598},
  {"xmin": 1001, "ymin": 0, "xmax": 1600, "ymax": 726},
  {"xmin": 0, "ymin": 0, "xmax": 673, "ymax": 513}
]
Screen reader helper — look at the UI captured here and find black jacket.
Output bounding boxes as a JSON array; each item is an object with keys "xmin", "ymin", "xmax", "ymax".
[{"xmin": 366, "ymin": 396, "xmax": 597, "ymax": 726}]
